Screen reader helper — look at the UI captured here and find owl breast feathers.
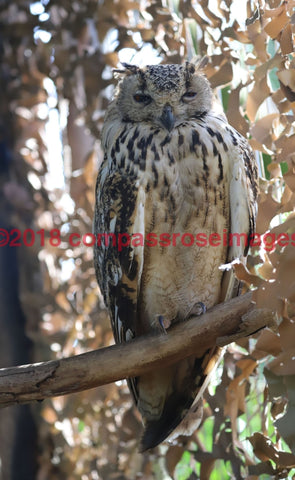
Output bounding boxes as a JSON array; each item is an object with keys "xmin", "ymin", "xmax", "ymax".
[{"xmin": 94, "ymin": 61, "xmax": 258, "ymax": 451}]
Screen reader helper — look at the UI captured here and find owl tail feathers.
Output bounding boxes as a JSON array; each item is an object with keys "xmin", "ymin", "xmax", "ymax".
[
  {"xmin": 138, "ymin": 390, "xmax": 196, "ymax": 452},
  {"xmin": 138, "ymin": 348, "xmax": 222, "ymax": 452}
]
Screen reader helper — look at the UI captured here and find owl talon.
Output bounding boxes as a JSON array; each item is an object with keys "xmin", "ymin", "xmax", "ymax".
[
  {"xmin": 156, "ymin": 314, "xmax": 172, "ymax": 334},
  {"xmin": 195, "ymin": 302, "xmax": 206, "ymax": 316},
  {"xmin": 158, "ymin": 315, "xmax": 167, "ymax": 334}
]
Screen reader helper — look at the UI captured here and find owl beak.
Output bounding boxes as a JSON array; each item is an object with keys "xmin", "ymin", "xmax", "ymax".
[{"xmin": 159, "ymin": 104, "xmax": 175, "ymax": 132}]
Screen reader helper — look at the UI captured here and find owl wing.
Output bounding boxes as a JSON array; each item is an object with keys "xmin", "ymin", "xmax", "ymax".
[
  {"xmin": 229, "ymin": 134, "xmax": 258, "ymax": 259},
  {"xmin": 220, "ymin": 126, "xmax": 258, "ymax": 302},
  {"xmin": 94, "ymin": 159, "xmax": 145, "ymax": 347}
]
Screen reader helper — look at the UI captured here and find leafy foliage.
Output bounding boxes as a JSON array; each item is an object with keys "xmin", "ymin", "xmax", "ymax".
[{"xmin": 0, "ymin": 0, "xmax": 295, "ymax": 478}]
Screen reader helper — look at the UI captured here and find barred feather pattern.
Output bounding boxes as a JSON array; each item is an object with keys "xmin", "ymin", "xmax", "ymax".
[{"xmin": 94, "ymin": 63, "xmax": 258, "ymax": 451}]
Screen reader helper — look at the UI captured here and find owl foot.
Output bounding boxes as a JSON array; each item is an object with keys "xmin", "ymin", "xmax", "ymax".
[
  {"xmin": 190, "ymin": 301, "xmax": 206, "ymax": 317},
  {"xmin": 196, "ymin": 302, "xmax": 206, "ymax": 315}
]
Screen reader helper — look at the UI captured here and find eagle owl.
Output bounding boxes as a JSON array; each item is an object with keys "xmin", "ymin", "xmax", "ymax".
[{"xmin": 94, "ymin": 60, "xmax": 258, "ymax": 451}]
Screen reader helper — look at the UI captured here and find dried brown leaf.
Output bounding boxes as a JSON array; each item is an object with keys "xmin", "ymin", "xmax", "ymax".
[
  {"xmin": 249, "ymin": 432, "xmax": 279, "ymax": 462},
  {"xmin": 264, "ymin": 4, "xmax": 286, "ymax": 18},
  {"xmin": 226, "ymin": 83, "xmax": 250, "ymax": 135},
  {"xmin": 200, "ymin": 1, "xmax": 221, "ymax": 28},
  {"xmin": 276, "ymin": 451, "xmax": 295, "ymax": 468},
  {"xmin": 257, "ymin": 255, "xmax": 275, "ymax": 280},
  {"xmin": 268, "ymin": 351, "xmax": 295, "ymax": 375},
  {"xmin": 279, "ymin": 82, "xmax": 295, "ymax": 102},
  {"xmin": 250, "ymin": 113, "xmax": 279, "ymax": 147},
  {"xmin": 264, "ymin": 10, "xmax": 289, "ymax": 39},
  {"xmin": 249, "ymin": 432, "xmax": 295, "ymax": 466},
  {"xmin": 233, "ymin": 262, "xmax": 263, "ymax": 287},
  {"xmin": 207, "ymin": 58, "xmax": 233, "ymax": 89},
  {"xmin": 200, "ymin": 459, "xmax": 216, "ymax": 480},
  {"xmin": 249, "ymin": 137, "xmax": 274, "ymax": 154},
  {"xmin": 280, "ymin": 23, "xmax": 294, "ymax": 55},
  {"xmin": 225, "ymin": 359, "xmax": 257, "ymax": 431},
  {"xmin": 165, "ymin": 446, "xmax": 185, "ymax": 477},
  {"xmin": 269, "ymin": 214, "xmax": 295, "ymax": 238},
  {"xmin": 252, "ymin": 284, "xmax": 281, "ymax": 311},
  {"xmin": 281, "ymin": 184, "xmax": 293, "ymax": 206},
  {"xmin": 271, "ymin": 398, "xmax": 287, "ymax": 419},
  {"xmin": 247, "ymin": 16, "xmax": 268, "ymax": 62},
  {"xmin": 277, "ymin": 69, "xmax": 295, "ymax": 92},
  {"xmin": 278, "ymin": 317, "xmax": 295, "ymax": 352},
  {"xmin": 254, "ymin": 329, "xmax": 282, "ymax": 356},
  {"xmin": 256, "ymin": 190, "xmax": 280, "ymax": 234},
  {"xmin": 267, "ymin": 162, "xmax": 282, "ymax": 178},
  {"xmin": 246, "ymin": 77, "xmax": 270, "ymax": 122},
  {"xmin": 223, "ymin": 22, "xmax": 250, "ymax": 44}
]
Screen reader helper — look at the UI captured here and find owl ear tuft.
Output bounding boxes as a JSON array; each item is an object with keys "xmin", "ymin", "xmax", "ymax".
[
  {"xmin": 185, "ymin": 61, "xmax": 196, "ymax": 75},
  {"xmin": 196, "ymin": 56, "xmax": 209, "ymax": 71},
  {"xmin": 113, "ymin": 63, "xmax": 141, "ymax": 77},
  {"xmin": 121, "ymin": 63, "xmax": 141, "ymax": 74},
  {"xmin": 186, "ymin": 56, "xmax": 209, "ymax": 72}
]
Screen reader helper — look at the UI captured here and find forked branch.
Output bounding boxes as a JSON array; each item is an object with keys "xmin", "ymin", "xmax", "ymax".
[{"xmin": 0, "ymin": 292, "xmax": 276, "ymax": 408}]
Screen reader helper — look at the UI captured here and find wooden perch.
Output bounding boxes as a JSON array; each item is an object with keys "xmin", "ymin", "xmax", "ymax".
[{"xmin": 0, "ymin": 292, "xmax": 276, "ymax": 408}]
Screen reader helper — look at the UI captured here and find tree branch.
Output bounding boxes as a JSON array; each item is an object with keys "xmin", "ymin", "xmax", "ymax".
[{"xmin": 0, "ymin": 292, "xmax": 276, "ymax": 408}]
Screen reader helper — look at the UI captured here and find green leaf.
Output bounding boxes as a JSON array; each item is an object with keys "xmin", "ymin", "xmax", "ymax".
[
  {"xmin": 221, "ymin": 86, "xmax": 231, "ymax": 112},
  {"xmin": 209, "ymin": 460, "xmax": 232, "ymax": 480},
  {"xmin": 175, "ymin": 451, "xmax": 193, "ymax": 480},
  {"xmin": 78, "ymin": 419, "xmax": 85, "ymax": 432},
  {"xmin": 280, "ymin": 161, "xmax": 288, "ymax": 175},
  {"xmin": 262, "ymin": 153, "xmax": 272, "ymax": 180}
]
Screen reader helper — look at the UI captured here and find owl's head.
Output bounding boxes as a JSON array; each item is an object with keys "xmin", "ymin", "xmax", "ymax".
[{"xmin": 112, "ymin": 60, "xmax": 213, "ymax": 131}]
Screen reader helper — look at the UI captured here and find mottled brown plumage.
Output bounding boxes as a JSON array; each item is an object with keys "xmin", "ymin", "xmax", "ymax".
[{"xmin": 94, "ymin": 61, "xmax": 258, "ymax": 451}]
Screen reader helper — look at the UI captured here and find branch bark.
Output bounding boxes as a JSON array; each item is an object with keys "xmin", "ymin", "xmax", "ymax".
[{"xmin": 0, "ymin": 292, "xmax": 276, "ymax": 408}]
